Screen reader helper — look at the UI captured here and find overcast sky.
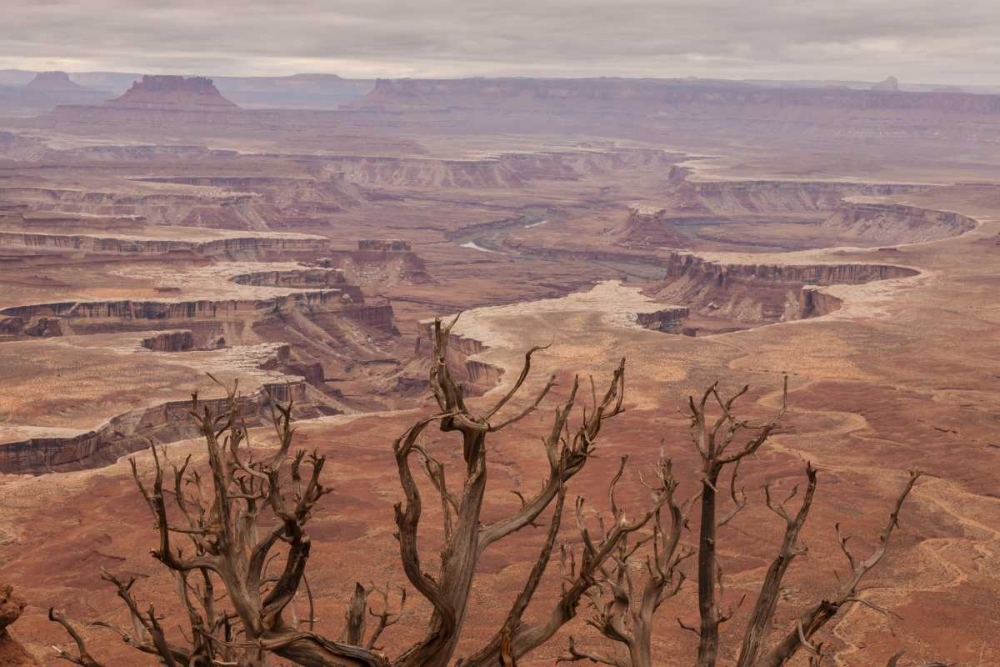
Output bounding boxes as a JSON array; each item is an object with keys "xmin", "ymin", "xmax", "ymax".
[{"xmin": 0, "ymin": 0, "xmax": 997, "ymax": 84}]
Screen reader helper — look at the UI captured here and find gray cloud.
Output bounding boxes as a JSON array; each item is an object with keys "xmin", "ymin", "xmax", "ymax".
[{"xmin": 0, "ymin": 0, "xmax": 997, "ymax": 84}]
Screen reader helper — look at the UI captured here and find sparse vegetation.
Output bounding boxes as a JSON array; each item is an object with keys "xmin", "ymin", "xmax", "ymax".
[{"xmin": 49, "ymin": 327, "xmax": 928, "ymax": 667}]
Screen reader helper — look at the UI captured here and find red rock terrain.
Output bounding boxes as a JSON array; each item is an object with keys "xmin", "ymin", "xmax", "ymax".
[
  {"xmin": 0, "ymin": 75, "xmax": 998, "ymax": 665},
  {"xmin": 0, "ymin": 585, "xmax": 36, "ymax": 667}
]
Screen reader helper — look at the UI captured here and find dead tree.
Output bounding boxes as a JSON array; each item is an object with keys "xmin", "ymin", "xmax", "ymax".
[
  {"xmin": 557, "ymin": 458, "xmax": 694, "ymax": 667},
  {"xmin": 389, "ymin": 317, "xmax": 634, "ymax": 667},
  {"xmin": 51, "ymin": 379, "xmax": 404, "ymax": 667},
  {"xmin": 50, "ymin": 326, "xmax": 929, "ymax": 667},
  {"xmin": 52, "ymin": 318, "xmax": 643, "ymax": 667},
  {"xmin": 560, "ymin": 381, "xmax": 922, "ymax": 667}
]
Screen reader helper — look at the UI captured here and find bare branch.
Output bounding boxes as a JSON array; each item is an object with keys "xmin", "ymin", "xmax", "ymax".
[
  {"xmin": 757, "ymin": 469, "xmax": 921, "ymax": 667},
  {"xmin": 49, "ymin": 609, "xmax": 106, "ymax": 667}
]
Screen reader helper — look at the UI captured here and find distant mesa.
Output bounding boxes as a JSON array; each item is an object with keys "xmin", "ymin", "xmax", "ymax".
[
  {"xmin": 359, "ymin": 75, "xmax": 1000, "ymax": 117},
  {"xmin": 0, "ymin": 70, "xmax": 108, "ymax": 112},
  {"xmin": 872, "ymin": 75, "xmax": 900, "ymax": 92},
  {"xmin": 24, "ymin": 71, "xmax": 84, "ymax": 91},
  {"xmin": 106, "ymin": 75, "xmax": 240, "ymax": 112}
]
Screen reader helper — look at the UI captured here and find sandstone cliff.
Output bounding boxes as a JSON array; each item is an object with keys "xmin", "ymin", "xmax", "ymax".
[
  {"xmin": 0, "ymin": 289, "xmax": 353, "ymax": 325},
  {"xmin": 140, "ymin": 330, "xmax": 196, "ymax": 352},
  {"xmin": 306, "ymin": 149, "xmax": 678, "ymax": 189},
  {"xmin": 230, "ymin": 268, "xmax": 349, "ymax": 288},
  {"xmin": 649, "ymin": 253, "xmax": 919, "ymax": 331},
  {"xmin": 0, "ymin": 381, "xmax": 337, "ymax": 475},
  {"xmin": 0, "ymin": 232, "xmax": 430, "ymax": 283}
]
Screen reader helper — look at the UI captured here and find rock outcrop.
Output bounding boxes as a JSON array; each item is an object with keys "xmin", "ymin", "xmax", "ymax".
[
  {"xmin": 636, "ymin": 307, "xmax": 690, "ymax": 333},
  {"xmin": 106, "ymin": 75, "xmax": 239, "ymax": 112},
  {"xmin": 358, "ymin": 239, "xmax": 412, "ymax": 252},
  {"xmin": 620, "ymin": 206, "xmax": 694, "ymax": 248},
  {"xmin": 140, "ymin": 330, "xmax": 196, "ymax": 352},
  {"xmin": 0, "ymin": 585, "xmax": 39, "ymax": 666}
]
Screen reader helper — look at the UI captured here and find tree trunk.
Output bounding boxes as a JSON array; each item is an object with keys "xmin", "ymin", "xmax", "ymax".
[
  {"xmin": 396, "ymin": 430, "xmax": 488, "ymax": 667},
  {"xmin": 696, "ymin": 468, "xmax": 720, "ymax": 667}
]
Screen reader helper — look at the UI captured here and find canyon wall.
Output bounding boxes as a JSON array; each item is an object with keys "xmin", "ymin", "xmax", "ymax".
[
  {"xmin": 661, "ymin": 253, "xmax": 919, "ymax": 286},
  {"xmin": 310, "ymin": 149, "xmax": 678, "ymax": 189},
  {"xmin": 230, "ymin": 268, "xmax": 348, "ymax": 288},
  {"xmin": 0, "ymin": 289, "xmax": 399, "ymax": 342},
  {"xmin": 618, "ymin": 180, "xmax": 958, "ymax": 249},
  {"xmin": 650, "ymin": 253, "xmax": 917, "ymax": 330},
  {"xmin": 0, "ymin": 381, "xmax": 337, "ymax": 475},
  {"xmin": 0, "ymin": 289, "xmax": 351, "ymax": 324},
  {"xmin": 411, "ymin": 329, "xmax": 503, "ymax": 397},
  {"xmin": 0, "ymin": 232, "xmax": 431, "ymax": 290},
  {"xmin": 822, "ymin": 203, "xmax": 977, "ymax": 244},
  {"xmin": 0, "ymin": 233, "xmax": 430, "ymax": 281},
  {"xmin": 0, "ymin": 230, "xmax": 320, "ymax": 257},
  {"xmin": 339, "ymin": 302, "xmax": 397, "ymax": 331},
  {"xmin": 671, "ymin": 180, "xmax": 925, "ymax": 215},
  {"xmin": 141, "ymin": 330, "xmax": 195, "ymax": 352}
]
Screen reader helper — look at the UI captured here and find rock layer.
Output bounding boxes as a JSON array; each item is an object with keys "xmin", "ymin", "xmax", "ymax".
[
  {"xmin": 649, "ymin": 253, "xmax": 919, "ymax": 332},
  {"xmin": 0, "ymin": 381, "xmax": 336, "ymax": 475}
]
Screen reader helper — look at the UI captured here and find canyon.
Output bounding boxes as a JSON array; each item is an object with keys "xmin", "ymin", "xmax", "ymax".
[{"xmin": 0, "ymin": 73, "xmax": 998, "ymax": 666}]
